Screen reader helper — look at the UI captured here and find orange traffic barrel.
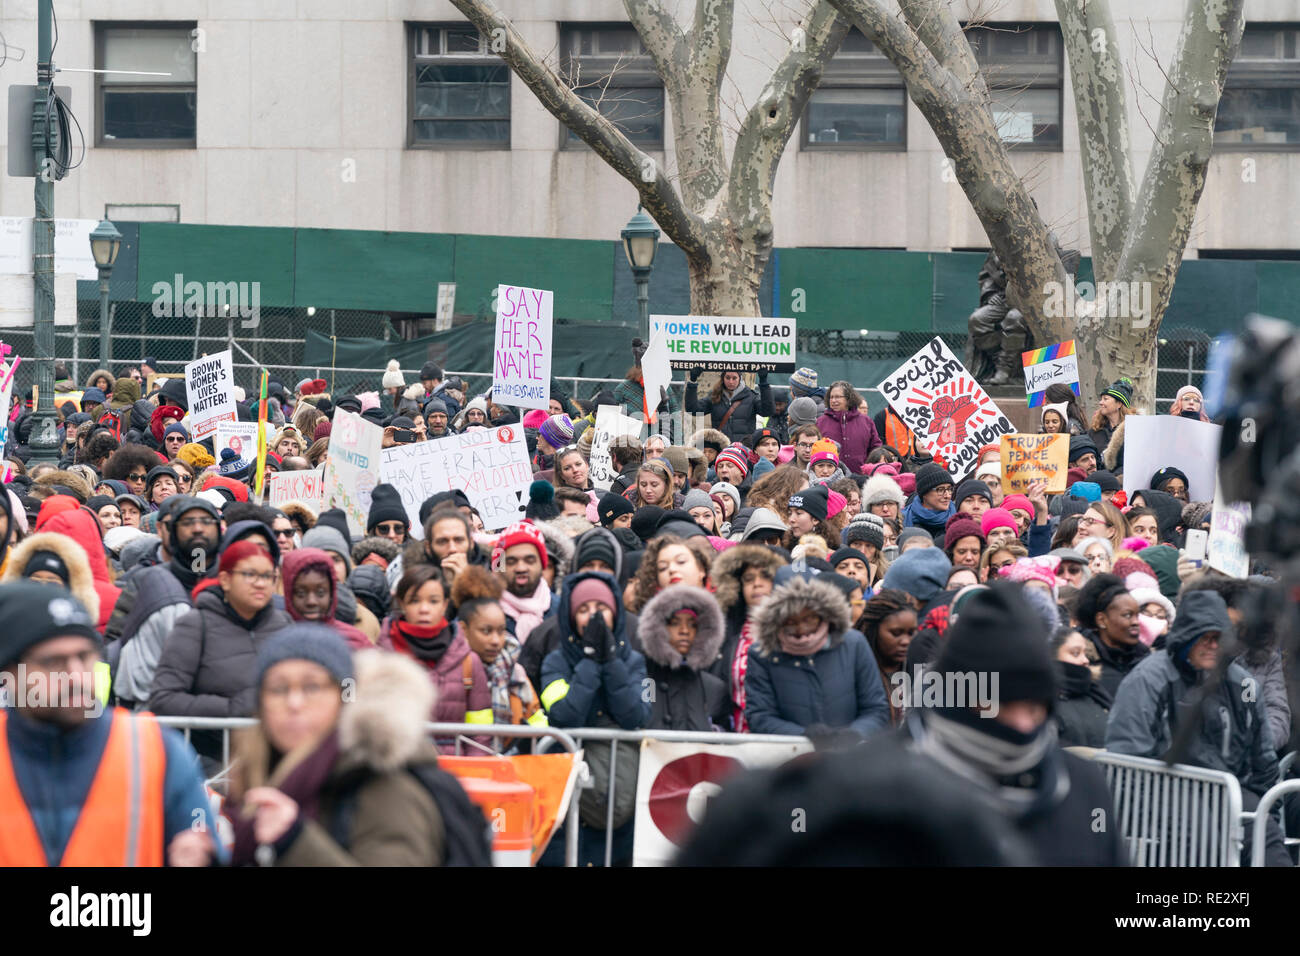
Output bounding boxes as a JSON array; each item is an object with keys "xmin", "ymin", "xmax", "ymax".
[{"xmin": 440, "ymin": 757, "xmax": 536, "ymax": 866}]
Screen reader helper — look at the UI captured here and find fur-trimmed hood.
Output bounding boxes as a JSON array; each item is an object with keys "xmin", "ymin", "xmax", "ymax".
[
  {"xmin": 710, "ymin": 543, "xmax": 788, "ymax": 613},
  {"xmin": 1103, "ymin": 418, "xmax": 1125, "ymax": 473},
  {"xmin": 690, "ymin": 427, "xmax": 730, "ymax": 453},
  {"xmin": 1, "ymin": 530, "xmax": 100, "ymax": 622},
  {"xmin": 338, "ymin": 649, "xmax": 436, "ymax": 772},
  {"xmin": 279, "ymin": 501, "xmax": 318, "ymax": 533},
  {"xmin": 639, "ymin": 585, "xmax": 725, "ymax": 671},
  {"xmin": 356, "ymin": 535, "xmax": 402, "ymax": 568},
  {"xmin": 751, "ymin": 575, "xmax": 852, "ymax": 656},
  {"xmin": 534, "ymin": 519, "xmax": 576, "ymax": 578}
]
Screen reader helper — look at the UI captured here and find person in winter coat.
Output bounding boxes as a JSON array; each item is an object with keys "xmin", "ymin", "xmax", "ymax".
[
  {"xmin": 708, "ymin": 543, "xmax": 786, "ymax": 732},
  {"xmin": 899, "ymin": 584, "xmax": 1127, "ymax": 865},
  {"xmin": 1106, "ymin": 590, "xmax": 1285, "ymax": 865},
  {"xmin": 377, "ymin": 563, "xmax": 493, "ymax": 752},
  {"xmin": 147, "ymin": 539, "xmax": 292, "ymax": 766},
  {"xmin": 901, "ymin": 463, "xmax": 956, "ymax": 544},
  {"xmin": 639, "ymin": 585, "xmax": 728, "ymax": 731},
  {"xmin": 453, "ymin": 567, "xmax": 544, "ymax": 735},
  {"xmin": 0, "ymin": 525, "xmax": 103, "ymax": 626},
  {"xmin": 227, "ymin": 628, "xmax": 451, "ymax": 866},
  {"xmin": 300, "ymin": 524, "xmax": 381, "ymax": 642},
  {"xmin": 744, "ymin": 574, "xmax": 890, "ymax": 739},
  {"xmin": 40, "ymin": 506, "xmax": 121, "ymax": 634},
  {"xmin": 1050, "ymin": 625, "xmax": 1111, "ymax": 748},
  {"xmin": 282, "ymin": 548, "xmax": 371, "ymax": 650},
  {"xmin": 815, "ymin": 381, "xmax": 882, "ymax": 474},
  {"xmin": 1075, "ymin": 572, "xmax": 1148, "ymax": 697},
  {"xmin": 858, "ymin": 589, "xmax": 919, "ymax": 727},
  {"xmin": 684, "ymin": 368, "xmax": 774, "ymax": 444}
]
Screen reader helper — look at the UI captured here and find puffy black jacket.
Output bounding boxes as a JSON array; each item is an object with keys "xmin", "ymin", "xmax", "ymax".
[
  {"xmin": 640, "ymin": 585, "xmax": 729, "ymax": 731},
  {"xmin": 1084, "ymin": 628, "xmax": 1150, "ymax": 699},
  {"xmin": 1053, "ymin": 660, "xmax": 1111, "ymax": 748},
  {"xmin": 1105, "ymin": 591, "xmax": 1278, "ymax": 796},
  {"xmin": 684, "ymin": 381, "xmax": 774, "ymax": 444}
]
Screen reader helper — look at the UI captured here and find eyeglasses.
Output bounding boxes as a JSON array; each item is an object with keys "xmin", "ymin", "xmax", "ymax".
[
  {"xmin": 796, "ymin": 442, "xmax": 816, "ymax": 451},
  {"xmin": 176, "ymin": 516, "xmax": 217, "ymax": 530},
  {"xmin": 233, "ymin": 569, "xmax": 277, "ymax": 585},
  {"xmin": 127, "ymin": 472, "xmax": 147, "ymax": 482},
  {"xmin": 1079, "ymin": 516, "xmax": 1110, "ymax": 529},
  {"xmin": 931, "ymin": 485, "xmax": 955, "ymax": 497},
  {"xmin": 273, "ymin": 528, "xmax": 295, "ymax": 539},
  {"xmin": 375, "ymin": 522, "xmax": 406, "ymax": 535},
  {"xmin": 176, "ymin": 474, "xmax": 192, "ymax": 486},
  {"xmin": 263, "ymin": 680, "xmax": 336, "ymax": 704}
]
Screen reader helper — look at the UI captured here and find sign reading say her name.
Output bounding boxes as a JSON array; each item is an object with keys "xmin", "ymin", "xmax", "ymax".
[
  {"xmin": 492, "ymin": 284, "xmax": 552, "ymax": 411},
  {"xmin": 878, "ymin": 337, "xmax": 1013, "ymax": 480}
]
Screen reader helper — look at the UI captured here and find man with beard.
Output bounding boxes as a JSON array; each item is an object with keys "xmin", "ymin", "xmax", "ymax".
[
  {"xmin": 492, "ymin": 521, "xmax": 558, "ymax": 644},
  {"xmin": 424, "ymin": 398, "xmax": 451, "ymax": 439},
  {"xmin": 0, "ymin": 582, "xmax": 220, "ymax": 865},
  {"xmin": 111, "ymin": 496, "xmax": 223, "ymax": 708}
]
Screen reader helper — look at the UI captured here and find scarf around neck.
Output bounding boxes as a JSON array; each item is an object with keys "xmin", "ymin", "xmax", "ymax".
[
  {"xmin": 390, "ymin": 618, "xmax": 452, "ymax": 662},
  {"xmin": 500, "ymin": 580, "xmax": 552, "ymax": 644},
  {"xmin": 778, "ymin": 619, "xmax": 829, "ymax": 656},
  {"xmin": 903, "ymin": 497, "xmax": 953, "ymax": 528}
]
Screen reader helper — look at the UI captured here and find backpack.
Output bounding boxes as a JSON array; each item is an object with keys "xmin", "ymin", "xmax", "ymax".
[
  {"xmin": 96, "ymin": 407, "xmax": 130, "ymax": 442},
  {"xmin": 328, "ymin": 762, "xmax": 495, "ymax": 867}
]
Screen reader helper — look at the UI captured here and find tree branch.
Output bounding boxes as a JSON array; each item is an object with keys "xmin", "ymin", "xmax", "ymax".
[
  {"xmin": 447, "ymin": 0, "xmax": 709, "ymax": 261},
  {"xmin": 728, "ymin": 1, "xmax": 849, "ymax": 244},
  {"xmin": 659, "ymin": 0, "xmax": 733, "ymax": 210},
  {"xmin": 897, "ymin": 0, "xmax": 986, "ymax": 99},
  {"xmin": 1113, "ymin": 0, "xmax": 1244, "ymax": 319},
  {"xmin": 1054, "ymin": 0, "xmax": 1136, "ymax": 280},
  {"xmin": 623, "ymin": 0, "xmax": 684, "ymax": 84}
]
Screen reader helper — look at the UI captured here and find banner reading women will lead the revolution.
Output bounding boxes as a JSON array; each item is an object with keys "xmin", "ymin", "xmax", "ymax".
[{"xmin": 649, "ymin": 315, "xmax": 796, "ymax": 373}]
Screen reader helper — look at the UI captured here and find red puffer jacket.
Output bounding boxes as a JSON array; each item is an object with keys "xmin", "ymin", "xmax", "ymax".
[{"xmin": 43, "ymin": 507, "xmax": 122, "ymax": 633}]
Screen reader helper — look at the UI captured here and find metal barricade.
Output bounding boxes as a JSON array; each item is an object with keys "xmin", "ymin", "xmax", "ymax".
[
  {"xmin": 549, "ymin": 727, "xmax": 810, "ymax": 867},
  {"xmin": 1091, "ymin": 751, "xmax": 1244, "ymax": 866},
  {"xmin": 1249, "ymin": 779, "xmax": 1300, "ymax": 867},
  {"xmin": 155, "ymin": 717, "xmax": 583, "ymax": 867}
]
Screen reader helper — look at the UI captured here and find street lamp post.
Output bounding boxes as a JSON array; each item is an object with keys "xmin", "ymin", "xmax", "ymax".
[
  {"xmin": 621, "ymin": 206, "xmax": 660, "ymax": 342},
  {"xmin": 28, "ymin": 0, "xmax": 58, "ymax": 464},
  {"xmin": 90, "ymin": 220, "xmax": 122, "ymax": 369}
]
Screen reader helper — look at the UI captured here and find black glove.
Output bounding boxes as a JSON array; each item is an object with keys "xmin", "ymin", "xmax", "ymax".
[
  {"xmin": 688, "ymin": 366, "xmax": 702, "ymax": 382},
  {"xmin": 583, "ymin": 614, "xmax": 614, "ymax": 664},
  {"xmin": 758, "ymin": 370, "xmax": 769, "ymax": 385},
  {"xmin": 631, "ymin": 338, "xmax": 648, "ymax": 368},
  {"xmin": 804, "ymin": 723, "xmax": 862, "ymax": 752}
]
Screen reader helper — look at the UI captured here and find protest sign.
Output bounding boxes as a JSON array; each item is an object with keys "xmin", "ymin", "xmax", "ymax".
[
  {"xmin": 1021, "ymin": 340, "xmax": 1079, "ymax": 408},
  {"xmin": 266, "ymin": 466, "xmax": 326, "ymax": 510},
  {"xmin": 1208, "ymin": 476, "xmax": 1251, "ymax": 578},
  {"xmin": 1120, "ymin": 416, "xmax": 1221, "ymax": 498},
  {"xmin": 184, "ymin": 349, "xmax": 237, "ymax": 440},
  {"xmin": 1000, "ymin": 433, "xmax": 1068, "ymax": 494},
  {"xmin": 0, "ymin": 345, "xmax": 18, "ymax": 468},
  {"xmin": 633, "ymin": 739, "xmax": 812, "ymax": 867},
  {"xmin": 214, "ymin": 422, "xmax": 259, "ymax": 467},
  {"xmin": 640, "ymin": 328, "xmax": 672, "ymax": 425},
  {"xmin": 321, "ymin": 409, "xmax": 383, "ymax": 536},
  {"xmin": 379, "ymin": 425, "xmax": 532, "ymax": 534},
  {"xmin": 492, "ymin": 284, "xmax": 552, "ymax": 411},
  {"xmin": 649, "ymin": 315, "xmax": 797, "ymax": 373},
  {"xmin": 589, "ymin": 405, "xmax": 644, "ymax": 490},
  {"xmin": 877, "ymin": 337, "xmax": 1014, "ymax": 480}
]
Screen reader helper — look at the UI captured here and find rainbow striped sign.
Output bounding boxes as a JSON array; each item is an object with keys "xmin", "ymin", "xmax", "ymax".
[{"xmin": 1021, "ymin": 340, "xmax": 1079, "ymax": 407}]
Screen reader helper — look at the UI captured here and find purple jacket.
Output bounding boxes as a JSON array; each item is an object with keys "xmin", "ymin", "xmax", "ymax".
[{"xmin": 815, "ymin": 408, "xmax": 882, "ymax": 474}]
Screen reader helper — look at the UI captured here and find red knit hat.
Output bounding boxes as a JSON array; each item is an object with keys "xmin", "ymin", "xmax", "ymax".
[
  {"xmin": 944, "ymin": 516, "xmax": 986, "ymax": 553},
  {"xmin": 219, "ymin": 538, "xmax": 272, "ymax": 575},
  {"xmin": 980, "ymin": 507, "xmax": 1020, "ymax": 537},
  {"xmin": 490, "ymin": 520, "xmax": 548, "ymax": 571},
  {"xmin": 1001, "ymin": 494, "xmax": 1035, "ymax": 521},
  {"xmin": 714, "ymin": 445, "xmax": 750, "ymax": 479}
]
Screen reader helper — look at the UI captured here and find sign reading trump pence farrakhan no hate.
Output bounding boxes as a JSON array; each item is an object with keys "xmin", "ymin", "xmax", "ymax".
[
  {"xmin": 492, "ymin": 284, "xmax": 552, "ymax": 412},
  {"xmin": 878, "ymin": 337, "xmax": 1013, "ymax": 480},
  {"xmin": 650, "ymin": 315, "xmax": 797, "ymax": 373}
]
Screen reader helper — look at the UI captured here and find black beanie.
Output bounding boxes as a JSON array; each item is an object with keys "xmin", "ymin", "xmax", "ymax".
[
  {"xmin": 574, "ymin": 530, "xmax": 618, "ymax": 572},
  {"xmin": 788, "ymin": 485, "xmax": 830, "ymax": 522},
  {"xmin": 0, "ymin": 581, "xmax": 100, "ymax": 668},
  {"xmin": 1068, "ymin": 434, "xmax": 1099, "ymax": 464},
  {"xmin": 366, "ymin": 484, "xmax": 408, "ymax": 533},
  {"xmin": 317, "ymin": 508, "xmax": 351, "ymax": 542},
  {"xmin": 1090, "ymin": 470, "xmax": 1121, "ymax": 493},
  {"xmin": 23, "ymin": 550, "xmax": 70, "ymax": 586},
  {"xmin": 935, "ymin": 584, "xmax": 1056, "ymax": 705},
  {"xmin": 630, "ymin": 506, "xmax": 665, "ymax": 542},
  {"xmin": 598, "ymin": 492, "xmax": 635, "ymax": 528},
  {"xmin": 914, "ymin": 462, "xmax": 953, "ymax": 499},
  {"xmin": 420, "ymin": 489, "xmax": 472, "ymax": 527},
  {"xmin": 954, "ymin": 479, "xmax": 992, "ymax": 508}
]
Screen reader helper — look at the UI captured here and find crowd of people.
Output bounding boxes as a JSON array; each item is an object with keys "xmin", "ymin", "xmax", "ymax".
[{"xmin": 0, "ymin": 351, "xmax": 1289, "ymax": 867}]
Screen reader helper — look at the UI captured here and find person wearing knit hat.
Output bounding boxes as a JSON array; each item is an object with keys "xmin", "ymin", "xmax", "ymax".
[
  {"xmin": 953, "ymin": 479, "xmax": 993, "ymax": 519},
  {"xmin": 880, "ymin": 546, "xmax": 951, "ymax": 604},
  {"xmin": 709, "ymin": 481, "xmax": 741, "ymax": 520},
  {"xmin": 974, "ymin": 459, "xmax": 1004, "ymax": 506},
  {"xmin": 536, "ymin": 414, "xmax": 574, "ymax": 456},
  {"xmin": 1169, "ymin": 384, "xmax": 1210, "ymax": 422},
  {"xmin": 902, "ymin": 462, "xmax": 955, "ymax": 545},
  {"xmin": 943, "ymin": 516, "xmax": 985, "ymax": 569},
  {"xmin": 572, "ymin": 527, "xmax": 622, "ymax": 579},
  {"xmin": 176, "ymin": 442, "xmax": 216, "ymax": 472},
  {"xmin": 365, "ymin": 483, "xmax": 409, "ymax": 543},
  {"xmin": 682, "ymin": 488, "xmax": 717, "ymax": 532},
  {"xmin": 844, "ymin": 512, "xmax": 885, "ymax": 552},
  {"xmin": 1068, "ymin": 434, "xmax": 1099, "ymax": 474},
  {"xmin": 862, "ymin": 472, "xmax": 906, "ymax": 522},
  {"xmin": 1000, "ymin": 493, "xmax": 1035, "ymax": 536},
  {"xmin": 808, "ymin": 438, "xmax": 841, "ymax": 480},
  {"xmin": 597, "ymin": 491, "xmax": 635, "ymax": 529},
  {"xmin": 787, "ymin": 367, "xmax": 824, "ymax": 400},
  {"xmin": 713, "ymin": 445, "xmax": 750, "ymax": 486},
  {"xmin": 786, "ymin": 396, "xmax": 820, "ymax": 430},
  {"xmin": 997, "ymin": 555, "xmax": 1061, "ymax": 599},
  {"xmin": 749, "ymin": 427, "xmax": 781, "ymax": 462},
  {"xmin": 161, "ymin": 422, "xmax": 189, "ymax": 460},
  {"xmin": 255, "ymin": 622, "xmax": 355, "ymax": 692},
  {"xmin": 1103, "ymin": 377, "xmax": 1135, "ymax": 409},
  {"xmin": 1180, "ymin": 500, "xmax": 1212, "ymax": 536},
  {"xmin": 1068, "ymin": 481, "xmax": 1101, "ymax": 503},
  {"xmin": 1124, "ymin": 571, "xmax": 1175, "ymax": 647},
  {"xmin": 1089, "ymin": 470, "xmax": 1121, "ymax": 493},
  {"xmin": 381, "ymin": 359, "xmax": 405, "ymax": 391},
  {"xmin": 1149, "ymin": 466, "xmax": 1190, "ymax": 502},
  {"xmin": 896, "ymin": 527, "xmax": 933, "ymax": 552},
  {"xmin": 980, "ymin": 507, "xmax": 1020, "ymax": 550}
]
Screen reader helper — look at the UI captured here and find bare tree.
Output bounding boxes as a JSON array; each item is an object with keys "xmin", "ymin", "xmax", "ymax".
[
  {"xmin": 826, "ymin": 0, "xmax": 1245, "ymax": 409},
  {"xmin": 447, "ymin": 0, "xmax": 849, "ymax": 316}
]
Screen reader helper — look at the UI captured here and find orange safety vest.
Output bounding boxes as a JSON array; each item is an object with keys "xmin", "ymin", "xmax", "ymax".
[
  {"xmin": 885, "ymin": 409, "xmax": 950, "ymax": 471},
  {"xmin": 0, "ymin": 707, "xmax": 166, "ymax": 866}
]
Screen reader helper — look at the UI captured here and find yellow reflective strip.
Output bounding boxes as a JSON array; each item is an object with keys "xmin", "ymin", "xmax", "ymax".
[
  {"xmin": 463, "ymin": 709, "xmax": 493, "ymax": 725},
  {"xmin": 540, "ymin": 679, "xmax": 570, "ymax": 710},
  {"xmin": 526, "ymin": 709, "xmax": 549, "ymax": 727},
  {"xmin": 93, "ymin": 661, "xmax": 111, "ymax": 706}
]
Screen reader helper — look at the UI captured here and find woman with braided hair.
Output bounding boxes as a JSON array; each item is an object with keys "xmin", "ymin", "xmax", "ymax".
[{"xmin": 858, "ymin": 589, "xmax": 919, "ymax": 726}]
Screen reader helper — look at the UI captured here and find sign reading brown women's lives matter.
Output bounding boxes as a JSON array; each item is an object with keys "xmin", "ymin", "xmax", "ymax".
[{"xmin": 1000, "ymin": 433, "xmax": 1069, "ymax": 494}]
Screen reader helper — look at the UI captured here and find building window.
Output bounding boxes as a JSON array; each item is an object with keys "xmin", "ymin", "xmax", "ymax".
[
  {"xmin": 802, "ymin": 28, "xmax": 906, "ymax": 150},
  {"xmin": 967, "ymin": 24, "xmax": 1063, "ymax": 149},
  {"xmin": 560, "ymin": 25, "xmax": 664, "ymax": 148},
  {"xmin": 95, "ymin": 23, "xmax": 197, "ymax": 146},
  {"xmin": 409, "ymin": 25, "xmax": 510, "ymax": 148},
  {"xmin": 1215, "ymin": 26, "xmax": 1300, "ymax": 149}
]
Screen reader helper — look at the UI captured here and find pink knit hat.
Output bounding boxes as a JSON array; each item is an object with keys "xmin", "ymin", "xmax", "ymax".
[
  {"xmin": 522, "ymin": 408, "xmax": 549, "ymax": 430},
  {"xmin": 998, "ymin": 556, "xmax": 1061, "ymax": 598},
  {"xmin": 980, "ymin": 507, "xmax": 1019, "ymax": 538}
]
